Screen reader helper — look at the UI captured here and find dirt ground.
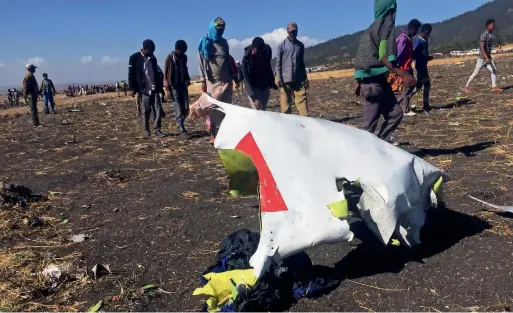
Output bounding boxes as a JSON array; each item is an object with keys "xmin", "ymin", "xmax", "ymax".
[{"xmin": 1, "ymin": 57, "xmax": 513, "ymax": 312}]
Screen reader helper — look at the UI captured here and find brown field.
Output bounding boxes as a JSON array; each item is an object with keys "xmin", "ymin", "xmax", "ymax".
[{"xmin": 0, "ymin": 56, "xmax": 512, "ymax": 312}]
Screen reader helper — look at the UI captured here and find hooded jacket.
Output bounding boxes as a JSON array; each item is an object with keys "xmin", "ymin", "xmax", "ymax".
[
  {"xmin": 354, "ymin": 0, "xmax": 397, "ymax": 79},
  {"xmin": 396, "ymin": 30, "xmax": 413, "ymax": 71},
  {"xmin": 241, "ymin": 44, "xmax": 275, "ymax": 99}
]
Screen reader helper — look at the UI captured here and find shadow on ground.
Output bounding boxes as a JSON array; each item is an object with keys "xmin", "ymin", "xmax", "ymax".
[
  {"xmin": 266, "ymin": 208, "xmax": 491, "ymax": 311},
  {"xmin": 410, "ymin": 141, "xmax": 496, "ymax": 157}
]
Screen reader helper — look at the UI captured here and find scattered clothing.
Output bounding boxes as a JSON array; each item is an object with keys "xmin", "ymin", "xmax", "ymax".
[{"xmin": 195, "ymin": 229, "xmax": 341, "ymax": 312}]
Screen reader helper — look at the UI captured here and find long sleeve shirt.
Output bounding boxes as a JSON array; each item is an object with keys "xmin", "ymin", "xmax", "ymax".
[
  {"xmin": 396, "ymin": 31, "xmax": 413, "ymax": 71},
  {"xmin": 164, "ymin": 52, "xmax": 190, "ymax": 91},
  {"xmin": 198, "ymin": 40, "xmax": 233, "ymax": 84},
  {"xmin": 22, "ymin": 72, "xmax": 39, "ymax": 98},
  {"xmin": 413, "ymin": 36, "xmax": 429, "ymax": 75},
  {"xmin": 275, "ymin": 38, "xmax": 307, "ymax": 86}
]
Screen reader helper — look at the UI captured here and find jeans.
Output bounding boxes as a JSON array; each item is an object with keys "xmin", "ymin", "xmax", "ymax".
[
  {"xmin": 43, "ymin": 93, "xmax": 55, "ymax": 113},
  {"xmin": 142, "ymin": 93, "xmax": 163, "ymax": 133},
  {"xmin": 465, "ymin": 58, "xmax": 497, "ymax": 88}
]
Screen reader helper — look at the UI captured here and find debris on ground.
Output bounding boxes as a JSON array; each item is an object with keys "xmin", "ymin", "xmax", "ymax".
[
  {"xmin": 69, "ymin": 233, "xmax": 89, "ymax": 243},
  {"xmin": 191, "ymin": 94, "xmax": 447, "ymax": 278},
  {"xmin": 24, "ymin": 216, "xmax": 45, "ymax": 227},
  {"xmin": 98, "ymin": 170, "xmax": 126, "ymax": 182},
  {"xmin": 193, "ymin": 229, "xmax": 341, "ymax": 312},
  {"xmin": 0, "ymin": 182, "xmax": 46, "ymax": 208},
  {"xmin": 91, "ymin": 264, "xmax": 111, "ymax": 280},
  {"xmin": 88, "ymin": 300, "xmax": 103, "ymax": 312},
  {"xmin": 469, "ymin": 195, "xmax": 513, "ymax": 213}
]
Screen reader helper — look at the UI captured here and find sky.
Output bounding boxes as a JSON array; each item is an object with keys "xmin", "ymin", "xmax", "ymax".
[{"xmin": 0, "ymin": 0, "xmax": 490, "ymax": 87}]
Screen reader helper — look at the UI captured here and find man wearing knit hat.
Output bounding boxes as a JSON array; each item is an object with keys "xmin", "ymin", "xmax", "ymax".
[
  {"xmin": 276, "ymin": 22, "xmax": 309, "ymax": 116},
  {"xmin": 354, "ymin": 0, "xmax": 415, "ymax": 143},
  {"xmin": 164, "ymin": 40, "xmax": 191, "ymax": 136}
]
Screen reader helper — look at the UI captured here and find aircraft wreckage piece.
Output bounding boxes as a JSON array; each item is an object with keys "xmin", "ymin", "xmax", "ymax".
[{"xmin": 190, "ymin": 94, "xmax": 447, "ymax": 278}]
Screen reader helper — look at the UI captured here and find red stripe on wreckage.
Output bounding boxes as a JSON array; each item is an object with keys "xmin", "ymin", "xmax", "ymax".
[{"xmin": 235, "ymin": 132, "xmax": 288, "ymax": 213}]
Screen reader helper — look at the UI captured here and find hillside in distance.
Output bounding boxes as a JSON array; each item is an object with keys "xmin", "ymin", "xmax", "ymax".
[{"xmin": 305, "ymin": 0, "xmax": 513, "ymax": 68}]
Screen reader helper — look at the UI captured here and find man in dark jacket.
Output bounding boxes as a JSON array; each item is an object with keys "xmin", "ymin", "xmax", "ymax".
[
  {"xmin": 129, "ymin": 39, "xmax": 166, "ymax": 137},
  {"xmin": 164, "ymin": 40, "xmax": 191, "ymax": 136},
  {"xmin": 241, "ymin": 37, "xmax": 277, "ymax": 111},
  {"xmin": 22, "ymin": 63, "xmax": 41, "ymax": 127}
]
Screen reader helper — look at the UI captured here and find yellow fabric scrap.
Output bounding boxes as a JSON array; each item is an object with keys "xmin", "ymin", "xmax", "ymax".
[{"xmin": 193, "ymin": 269, "xmax": 257, "ymax": 312}]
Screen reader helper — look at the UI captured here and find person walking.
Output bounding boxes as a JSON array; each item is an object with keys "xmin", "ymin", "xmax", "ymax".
[
  {"xmin": 412, "ymin": 23, "xmax": 434, "ymax": 113},
  {"xmin": 198, "ymin": 17, "xmax": 236, "ymax": 143},
  {"xmin": 241, "ymin": 37, "xmax": 278, "ymax": 111},
  {"xmin": 129, "ymin": 39, "xmax": 166, "ymax": 137},
  {"xmin": 164, "ymin": 40, "xmax": 191, "ymax": 136},
  {"xmin": 395, "ymin": 19, "xmax": 421, "ymax": 116},
  {"xmin": 40, "ymin": 73, "xmax": 57, "ymax": 114},
  {"xmin": 276, "ymin": 22, "xmax": 309, "ymax": 116},
  {"xmin": 463, "ymin": 19, "xmax": 501, "ymax": 93},
  {"xmin": 354, "ymin": 0, "xmax": 415, "ymax": 143},
  {"xmin": 22, "ymin": 63, "xmax": 41, "ymax": 127}
]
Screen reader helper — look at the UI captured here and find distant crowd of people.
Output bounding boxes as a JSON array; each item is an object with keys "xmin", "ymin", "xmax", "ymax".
[{"xmin": 66, "ymin": 83, "xmax": 119, "ymax": 96}]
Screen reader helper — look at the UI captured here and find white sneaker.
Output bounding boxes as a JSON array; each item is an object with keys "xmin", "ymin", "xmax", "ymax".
[{"xmin": 404, "ymin": 111, "xmax": 417, "ymax": 116}]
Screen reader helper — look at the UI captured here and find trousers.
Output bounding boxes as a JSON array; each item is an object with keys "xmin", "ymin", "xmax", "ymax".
[
  {"xmin": 465, "ymin": 58, "xmax": 497, "ymax": 88},
  {"xmin": 43, "ymin": 93, "xmax": 55, "ymax": 113},
  {"xmin": 360, "ymin": 74, "xmax": 404, "ymax": 142},
  {"xmin": 280, "ymin": 83, "xmax": 308, "ymax": 116},
  {"xmin": 142, "ymin": 93, "xmax": 163, "ymax": 132}
]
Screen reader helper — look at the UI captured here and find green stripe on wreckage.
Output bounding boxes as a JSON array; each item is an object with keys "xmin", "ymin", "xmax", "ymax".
[{"xmin": 218, "ymin": 149, "xmax": 258, "ymax": 197}]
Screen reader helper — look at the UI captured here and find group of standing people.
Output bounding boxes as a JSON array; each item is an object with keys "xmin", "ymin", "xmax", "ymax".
[
  {"xmin": 128, "ymin": 17, "xmax": 310, "ymax": 141},
  {"xmin": 21, "ymin": 64, "xmax": 57, "ymax": 126},
  {"xmin": 354, "ymin": 0, "xmax": 501, "ymax": 144}
]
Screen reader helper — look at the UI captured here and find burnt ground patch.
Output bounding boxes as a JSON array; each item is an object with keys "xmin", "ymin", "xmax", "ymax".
[{"xmin": 1, "ymin": 58, "xmax": 513, "ymax": 312}]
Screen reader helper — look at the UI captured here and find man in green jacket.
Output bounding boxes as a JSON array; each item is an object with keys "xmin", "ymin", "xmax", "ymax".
[{"xmin": 354, "ymin": 0, "xmax": 415, "ymax": 143}]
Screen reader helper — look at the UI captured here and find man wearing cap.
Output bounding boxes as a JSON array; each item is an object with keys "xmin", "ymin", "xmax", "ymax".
[
  {"xmin": 164, "ymin": 40, "xmax": 191, "ymax": 136},
  {"xmin": 276, "ymin": 22, "xmax": 309, "ymax": 116},
  {"xmin": 129, "ymin": 39, "xmax": 166, "ymax": 137},
  {"xmin": 241, "ymin": 37, "xmax": 278, "ymax": 111},
  {"xmin": 22, "ymin": 64, "xmax": 41, "ymax": 127},
  {"xmin": 40, "ymin": 73, "xmax": 57, "ymax": 114}
]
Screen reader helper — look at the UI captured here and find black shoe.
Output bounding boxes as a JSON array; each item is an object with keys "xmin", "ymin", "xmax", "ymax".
[
  {"xmin": 44, "ymin": 111, "xmax": 49, "ymax": 115},
  {"xmin": 144, "ymin": 130, "xmax": 151, "ymax": 137},
  {"xmin": 155, "ymin": 130, "xmax": 167, "ymax": 138}
]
